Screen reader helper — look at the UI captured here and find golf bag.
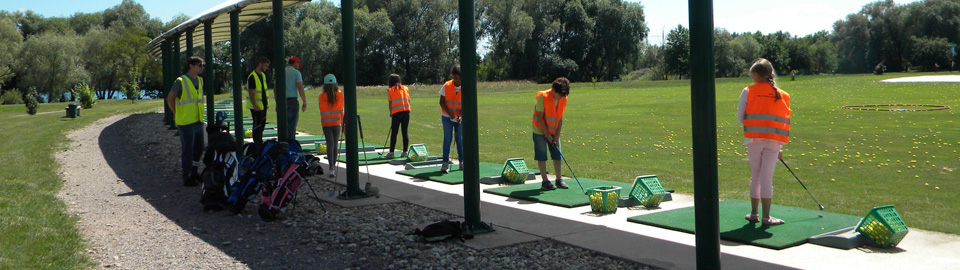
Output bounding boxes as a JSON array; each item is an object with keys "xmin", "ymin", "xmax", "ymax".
[
  {"xmin": 258, "ymin": 140, "xmax": 322, "ymax": 221},
  {"xmin": 226, "ymin": 139, "xmax": 282, "ymax": 213},
  {"xmin": 408, "ymin": 220, "xmax": 474, "ymax": 243},
  {"xmin": 200, "ymin": 112, "xmax": 239, "ymax": 211}
]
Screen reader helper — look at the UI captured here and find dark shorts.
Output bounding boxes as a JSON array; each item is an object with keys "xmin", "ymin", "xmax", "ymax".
[{"xmin": 532, "ymin": 134, "xmax": 561, "ymax": 161}]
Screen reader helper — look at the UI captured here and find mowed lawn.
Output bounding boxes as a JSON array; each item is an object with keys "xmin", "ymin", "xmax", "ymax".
[
  {"xmin": 285, "ymin": 73, "xmax": 958, "ymax": 234},
  {"xmin": 0, "ymin": 99, "xmax": 161, "ymax": 269}
]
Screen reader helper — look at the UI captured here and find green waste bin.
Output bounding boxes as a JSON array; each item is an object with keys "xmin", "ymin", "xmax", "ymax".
[{"xmin": 66, "ymin": 103, "xmax": 79, "ymax": 118}]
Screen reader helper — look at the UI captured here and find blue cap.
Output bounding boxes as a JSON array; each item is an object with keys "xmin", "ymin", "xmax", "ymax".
[{"xmin": 324, "ymin": 74, "xmax": 337, "ymax": 85}]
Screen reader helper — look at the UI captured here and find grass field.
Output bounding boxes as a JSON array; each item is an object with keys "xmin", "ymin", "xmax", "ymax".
[
  {"xmin": 0, "ymin": 99, "xmax": 160, "ymax": 269},
  {"xmin": 1, "ymin": 72, "xmax": 957, "ymax": 268}
]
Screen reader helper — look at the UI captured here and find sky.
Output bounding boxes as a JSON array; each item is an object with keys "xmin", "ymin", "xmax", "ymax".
[{"xmin": 1, "ymin": 0, "xmax": 924, "ymax": 44}]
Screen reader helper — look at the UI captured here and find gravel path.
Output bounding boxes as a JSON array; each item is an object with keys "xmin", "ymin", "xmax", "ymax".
[{"xmin": 56, "ymin": 113, "xmax": 655, "ymax": 270}]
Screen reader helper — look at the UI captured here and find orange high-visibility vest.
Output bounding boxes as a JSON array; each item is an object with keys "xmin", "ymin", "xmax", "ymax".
[
  {"xmin": 318, "ymin": 90, "xmax": 344, "ymax": 127},
  {"xmin": 532, "ymin": 89, "xmax": 567, "ymax": 135},
  {"xmin": 388, "ymin": 85, "xmax": 411, "ymax": 115},
  {"xmin": 743, "ymin": 83, "xmax": 791, "ymax": 143},
  {"xmin": 441, "ymin": 80, "xmax": 461, "ymax": 117}
]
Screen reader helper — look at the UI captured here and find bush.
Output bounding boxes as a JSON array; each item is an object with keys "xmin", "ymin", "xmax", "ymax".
[
  {"xmin": 123, "ymin": 80, "xmax": 140, "ymax": 102},
  {"xmin": 1, "ymin": 89, "xmax": 23, "ymax": 105},
  {"xmin": 24, "ymin": 87, "xmax": 39, "ymax": 115},
  {"xmin": 75, "ymin": 82, "xmax": 96, "ymax": 109}
]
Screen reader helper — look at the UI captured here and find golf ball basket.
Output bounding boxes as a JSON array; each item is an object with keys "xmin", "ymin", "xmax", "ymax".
[
  {"xmin": 314, "ymin": 141, "xmax": 326, "ymax": 154},
  {"xmin": 500, "ymin": 158, "xmax": 530, "ymax": 184},
  {"xmin": 855, "ymin": 205, "xmax": 908, "ymax": 248},
  {"xmin": 629, "ymin": 175, "xmax": 666, "ymax": 208},
  {"xmin": 407, "ymin": 144, "xmax": 429, "ymax": 162},
  {"xmin": 587, "ymin": 186, "xmax": 621, "ymax": 213}
]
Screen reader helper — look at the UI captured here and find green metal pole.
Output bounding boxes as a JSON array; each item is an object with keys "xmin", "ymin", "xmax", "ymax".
[
  {"xmin": 273, "ymin": 0, "xmax": 288, "ymax": 142},
  {"xmin": 231, "ymin": 11, "xmax": 245, "ymax": 151},
  {"xmin": 689, "ymin": 1, "xmax": 720, "ymax": 268},
  {"xmin": 458, "ymin": 0, "xmax": 493, "ymax": 234},
  {"xmin": 168, "ymin": 34, "xmax": 181, "ymax": 129},
  {"xmin": 204, "ymin": 20, "xmax": 215, "ymax": 127},
  {"xmin": 338, "ymin": 0, "xmax": 367, "ymax": 199},
  {"xmin": 162, "ymin": 41, "xmax": 171, "ymax": 124}
]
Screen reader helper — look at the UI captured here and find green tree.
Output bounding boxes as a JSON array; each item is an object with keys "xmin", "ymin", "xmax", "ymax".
[
  {"xmin": 17, "ymin": 33, "xmax": 88, "ymax": 102},
  {"xmin": 0, "ymin": 18, "xmax": 22, "ymax": 87},
  {"xmin": 286, "ymin": 17, "xmax": 338, "ymax": 86},
  {"xmin": 81, "ymin": 26, "xmax": 121, "ymax": 99},
  {"xmin": 104, "ymin": 27, "xmax": 152, "ymax": 98},
  {"xmin": 664, "ymin": 25, "xmax": 689, "ymax": 79},
  {"xmin": 911, "ymin": 37, "xmax": 952, "ymax": 72},
  {"xmin": 385, "ymin": 0, "xmax": 458, "ymax": 83}
]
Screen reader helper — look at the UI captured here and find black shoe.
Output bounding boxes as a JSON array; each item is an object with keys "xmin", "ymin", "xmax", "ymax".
[
  {"xmin": 183, "ymin": 179, "xmax": 200, "ymax": 187},
  {"xmin": 541, "ymin": 181, "xmax": 556, "ymax": 191},
  {"xmin": 555, "ymin": 179, "xmax": 569, "ymax": 189}
]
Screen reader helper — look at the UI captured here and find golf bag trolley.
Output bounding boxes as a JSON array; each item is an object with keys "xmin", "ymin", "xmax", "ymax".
[{"xmin": 256, "ymin": 139, "xmax": 326, "ymax": 221}]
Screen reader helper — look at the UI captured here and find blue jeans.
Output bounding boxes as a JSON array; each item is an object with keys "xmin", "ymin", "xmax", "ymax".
[
  {"xmin": 177, "ymin": 122, "xmax": 205, "ymax": 181},
  {"xmin": 532, "ymin": 134, "xmax": 561, "ymax": 161},
  {"xmin": 286, "ymin": 98, "xmax": 300, "ymax": 140},
  {"xmin": 441, "ymin": 116, "xmax": 462, "ymax": 163}
]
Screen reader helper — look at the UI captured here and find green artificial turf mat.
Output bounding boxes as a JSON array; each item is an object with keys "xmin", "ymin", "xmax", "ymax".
[
  {"xmin": 336, "ymin": 150, "xmax": 405, "ymax": 165},
  {"xmin": 483, "ymin": 178, "xmax": 635, "ymax": 207},
  {"xmin": 295, "ymin": 135, "xmax": 325, "ymax": 143},
  {"xmin": 396, "ymin": 163, "xmax": 504, "ymax": 184},
  {"xmin": 302, "ymin": 142, "xmax": 382, "ymax": 154},
  {"xmin": 626, "ymin": 199, "xmax": 862, "ymax": 250}
]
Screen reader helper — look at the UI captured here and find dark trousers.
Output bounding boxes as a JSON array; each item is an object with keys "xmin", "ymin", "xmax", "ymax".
[
  {"xmin": 286, "ymin": 98, "xmax": 300, "ymax": 140},
  {"xmin": 389, "ymin": 111, "xmax": 410, "ymax": 152},
  {"xmin": 177, "ymin": 122, "xmax": 205, "ymax": 182},
  {"xmin": 250, "ymin": 109, "xmax": 267, "ymax": 145}
]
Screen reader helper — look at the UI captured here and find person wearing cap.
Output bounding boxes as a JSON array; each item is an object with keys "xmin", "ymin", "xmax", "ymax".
[
  {"xmin": 165, "ymin": 56, "xmax": 206, "ymax": 187},
  {"xmin": 438, "ymin": 65, "xmax": 462, "ymax": 173},
  {"xmin": 318, "ymin": 74, "xmax": 344, "ymax": 178},
  {"xmin": 246, "ymin": 56, "xmax": 270, "ymax": 145},
  {"xmin": 283, "ymin": 56, "xmax": 307, "ymax": 140}
]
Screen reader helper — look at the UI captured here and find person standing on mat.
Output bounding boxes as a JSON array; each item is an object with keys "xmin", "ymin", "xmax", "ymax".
[
  {"xmin": 532, "ymin": 77, "xmax": 570, "ymax": 190},
  {"xmin": 438, "ymin": 65, "xmax": 463, "ymax": 173},
  {"xmin": 246, "ymin": 56, "xmax": 270, "ymax": 145},
  {"xmin": 165, "ymin": 56, "xmax": 206, "ymax": 187},
  {"xmin": 284, "ymin": 56, "xmax": 307, "ymax": 140},
  {"xmin": 385, "ymin": 73, "xmax": 411, "ymax": 159},
  {"xmin": 318, "ymin": 74, "xmax": 344, "ymax": 178},
  {"xmin": 738, "ymin": 58, "xmax": 791, "ymax": 226}
]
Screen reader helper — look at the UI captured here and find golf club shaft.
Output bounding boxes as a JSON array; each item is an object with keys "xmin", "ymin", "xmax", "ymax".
[
  {"xmin": 779, "ymin": 158, "xmax": 825, "ymax": 210},
  {"xmin": 551, "ymin": 142, "xmax": 585, "ymax": 194},
  {"xmin": 357, "ymin": 115, "xmax": 372, "ymax": 185}
]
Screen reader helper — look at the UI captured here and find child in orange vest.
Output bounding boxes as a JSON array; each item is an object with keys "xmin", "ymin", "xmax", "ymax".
[
  {"xmin": 318, "ymin": 74, "xmax": 344, "ymax": 177},
  {"xmin": 438, "ymin": 66, "xmax": 463, "ymax": 173},
  {"xmin": 532, "ymin": 77, "xmax": 570, "ymax": 190},
  {"xmin": 385, "ymin": 73, "xmax": 411, "ymax": 159},
  {"xmin": 737, "ymin": 58, "xmax": 791, "ymax": 226}
]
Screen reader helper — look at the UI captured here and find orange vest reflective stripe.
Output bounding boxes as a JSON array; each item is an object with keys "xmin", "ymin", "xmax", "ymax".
[
  {"xmin": 743, "ymin": 83, "xmax": 791, "ymax": 143},
  {"xmin": 388, "ymin": 85, "xmax": 411, "ymax": 115},
  {"xmin": 317, "ymin": 90, "xmax": 344, "ymax": 127},
  {"xmin": 532, "ymin": 89, "xmax": 567, "ymax": 135},
  {"xmin": 441, "ymin": 80, "xmax": 461, "ymax": 117}
]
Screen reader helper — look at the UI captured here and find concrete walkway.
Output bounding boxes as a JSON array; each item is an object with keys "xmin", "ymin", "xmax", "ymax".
[{"xmin": 310, "ymin": 158, "xmax": 960, "ymax": 270}]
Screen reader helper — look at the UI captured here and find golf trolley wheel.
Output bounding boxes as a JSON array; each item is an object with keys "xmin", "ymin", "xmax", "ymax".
[{"xmin": 258, "ymin": 204, "xmax": 278, "ymax": 221}]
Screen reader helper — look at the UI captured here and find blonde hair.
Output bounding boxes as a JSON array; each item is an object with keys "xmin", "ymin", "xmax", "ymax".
[{"xmin": 750, "ymin": 58, "xmax": 781, "ymax": 101}]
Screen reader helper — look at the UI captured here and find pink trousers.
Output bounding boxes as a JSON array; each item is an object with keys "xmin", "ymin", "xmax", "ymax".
[{"xmin": 747, "ymin": 139, "xmax": 781, "ymax": 199}]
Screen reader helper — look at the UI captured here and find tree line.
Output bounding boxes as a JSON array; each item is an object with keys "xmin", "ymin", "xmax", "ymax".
[
  {"xmin": 2, "ymin": 0, "xmax": 959, "ymax": 105},
  {"xmin": 651, "ymin": 0, "xmax": 960, "ymax": 80}
]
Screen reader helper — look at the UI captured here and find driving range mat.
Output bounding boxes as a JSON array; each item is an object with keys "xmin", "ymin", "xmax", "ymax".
[
  {"xmin": 336, "ymin": 150, "xmax": 405, "ymax": 165},
  {"xmin": 626, "ymin": 199, "xmax": 862, "ymax": 250},
  {"xmin": 396, "ymin": 162, "xmax": 504, "ymax": 184},
  {"xmin": 483, "ymin": 178, "xmax": 634, "ymax": 207},
  {"xmin": 302, "ymin": 142, "xmax": 382, "ymax": 154}
]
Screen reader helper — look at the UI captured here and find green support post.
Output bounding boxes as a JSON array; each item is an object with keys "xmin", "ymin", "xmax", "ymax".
[
  {"xmin": 204, "ymin": 20, "xmax": 215, "ymax": 127},
  {"xmin": 273, "ymin": 0, "xmax": 288, "ymax": 142},
  {"xmin": 168, "ymin": 34, "xmax": 181, "ymax": 130},
  {"xmin": 162, "ymin": 41, "xmax": 171, "ymax": 124},
  {"xmin": 230, "ymin": 11, "xmax": 245, "ymax": 151},
  {"xmin": 338, "ymin": 0, "xmax": 367, "ymax": 199},
  {"xmin": 458, "ymin": 0, "xmax": 493, "ymax": 234},
  {"xmin": 689, "ymin": 1, "xmax": 720, "ymax": 269}
]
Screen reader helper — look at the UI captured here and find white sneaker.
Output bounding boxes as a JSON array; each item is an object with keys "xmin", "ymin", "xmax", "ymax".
[
  {"xmin": 384, "ymin": 152, "xmax": 395, "ymax": 159},
  {"xmin": 329, "ymin": 170, "xmax": 336, "ymax": 178},
  {"xmin": 440, "ymin": 162, "xmax": 449, "ymax": 173}
]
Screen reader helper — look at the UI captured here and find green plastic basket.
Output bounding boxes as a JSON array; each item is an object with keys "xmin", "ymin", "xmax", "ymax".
[
  {"xmin": 500, "ymin": 158, "xmax": 530, "ymax": 184},
  {"xmin": 314, "ymin": 141, "xmax": 327, "ymax": 154},
  {"xmin": 587, "ymin": 186, "xmax": 621, "ymax": 213},
  {"xmin": 629, "ymin": 175, "xmax": 666, "ymax": 208},
  {"xmin": 407, "ymin": 144, "xmax": 429, "ymax": 162},
  {"xmin": 855, "ymin": 205, "xmax": 908, "ymax": 248}
]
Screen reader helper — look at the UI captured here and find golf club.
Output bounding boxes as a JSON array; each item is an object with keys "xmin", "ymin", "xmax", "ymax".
[
  {"xmin": 779, "ymin": 158, "xmax": 826, "ymax": 212},
  {"xmin": 376, "ymin": 125, "xmax": 393, "ymax": 157},
  {"xmin": 357, "ymin": 115, "xmax": 374, "ymax": 187},
  {"xmin": 549, "ymin": 142, "xmax": 586, "ymax": 194}
]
